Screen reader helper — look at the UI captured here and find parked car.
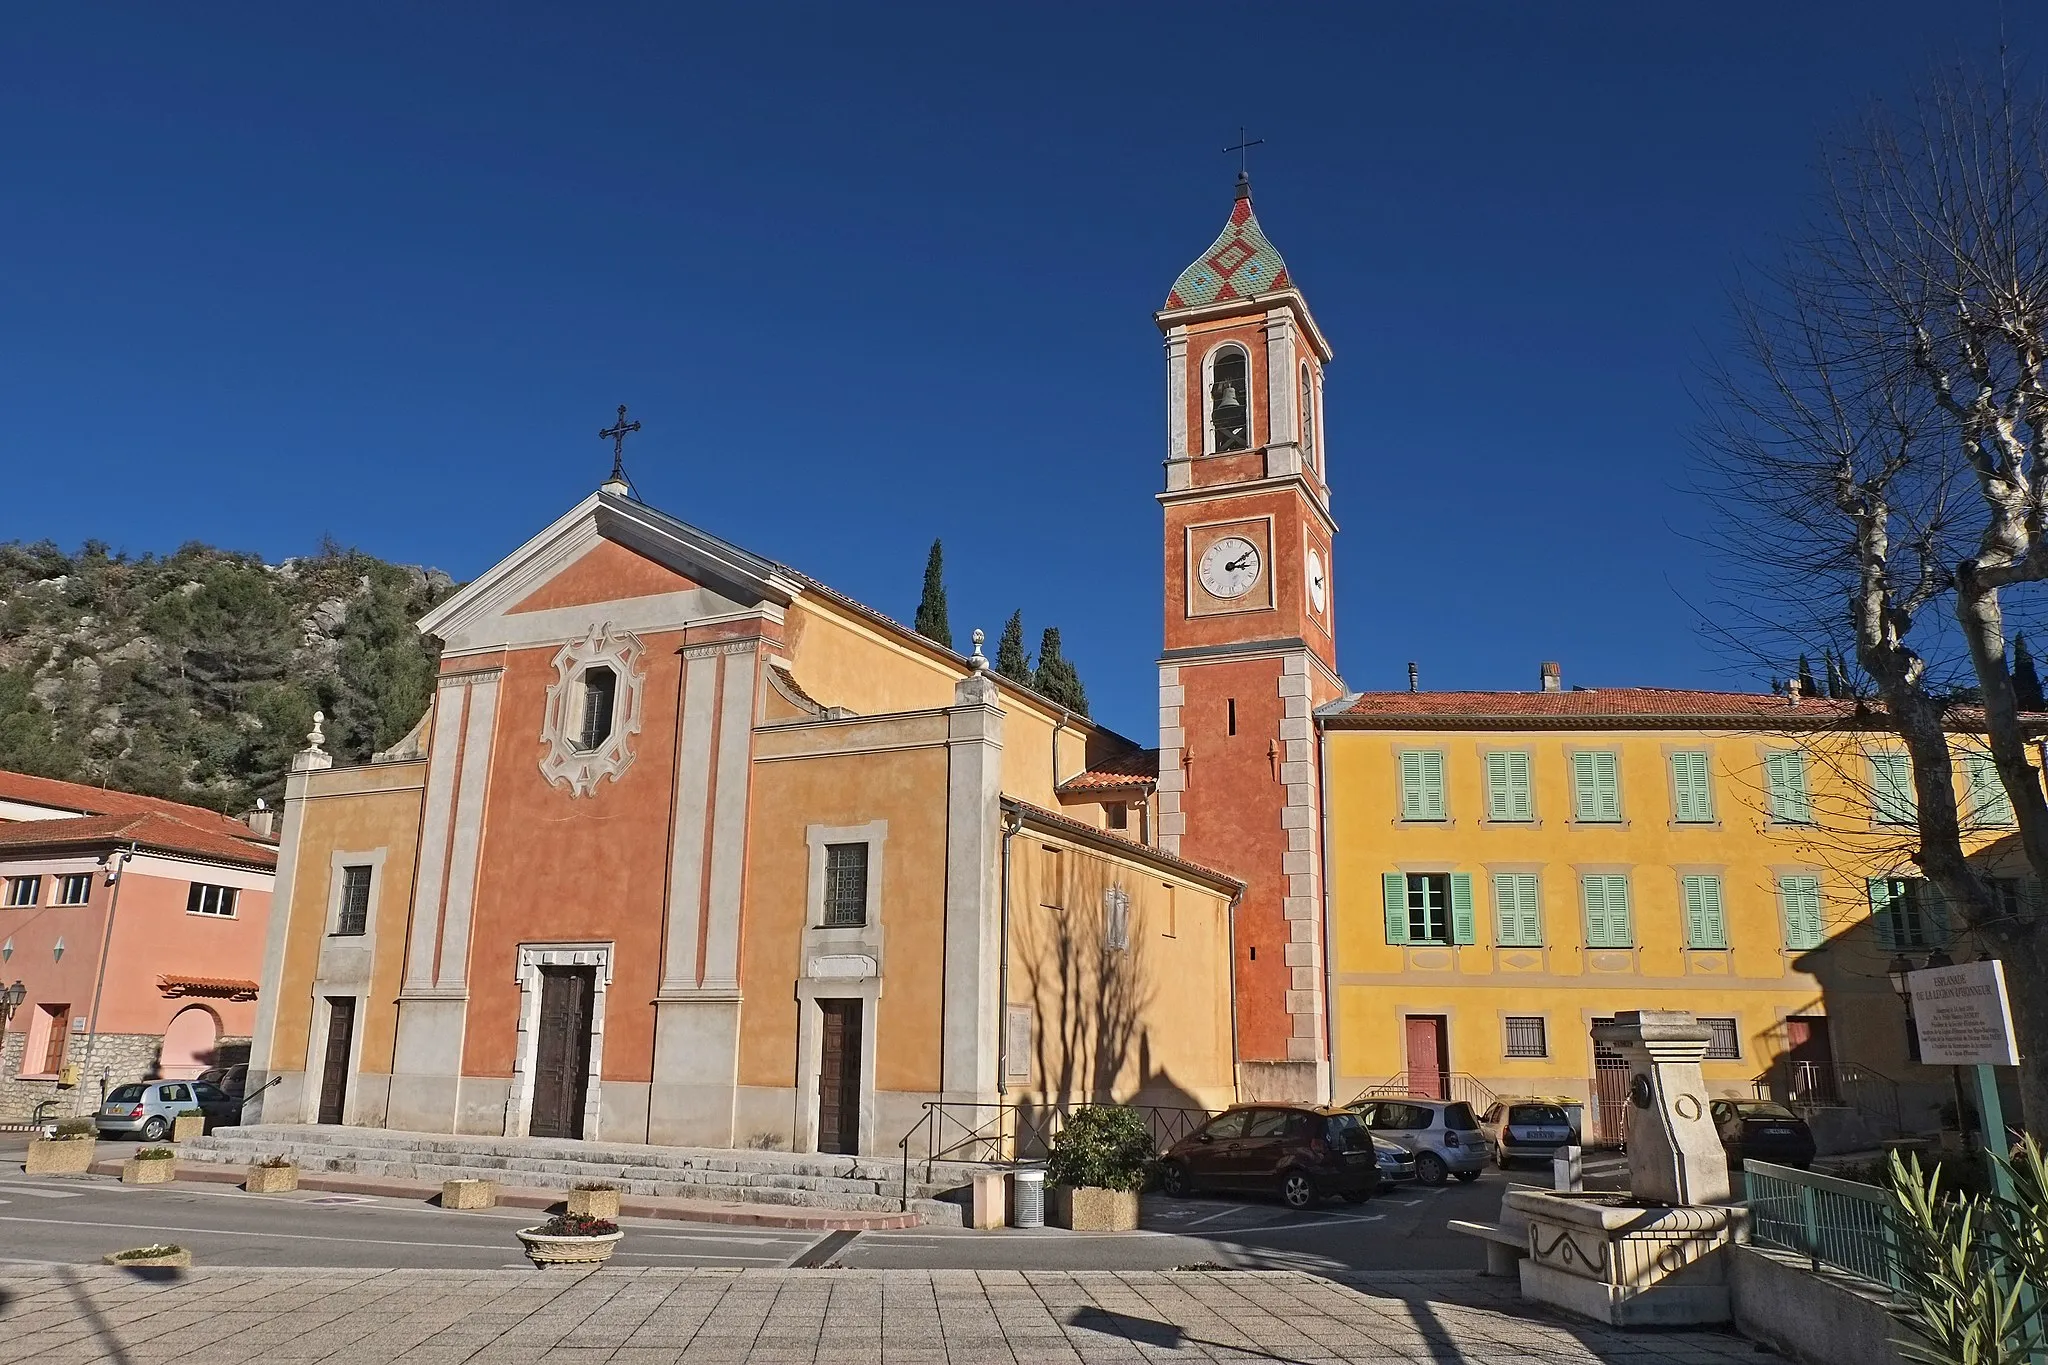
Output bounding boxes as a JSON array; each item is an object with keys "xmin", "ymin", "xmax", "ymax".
[
  {"xmin": 96, "ymin": 1079, "xmax": 239, "ymax": 1141},
  {"xmin": 1158, "ymin": 1104, "xmax": 1382, "ymax": 1208},
  {"xmin": 1710, "ymin": 1100, "xmax": 1816, "ymax": 1169},
  {"xmin": 1372, "ymin": 1136, "xmax": 1418, "ymax": 1185},
  {"xmin": 1353, "ymin": 1098, "xmax": 1488, "ymax": 1185},
  {"xmin": 196, "ymin": 1063, "xmax": 247, "ymax": 1103},
  {"xmin": 1478, "ymin": 1099, "xmax": 1578, "ymax": 1168}
]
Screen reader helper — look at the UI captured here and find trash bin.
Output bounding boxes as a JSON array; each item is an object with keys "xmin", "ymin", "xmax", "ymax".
[{"xmin": 1010, "ymin": 1168, "xmax": 1045, "ymax": 1228}]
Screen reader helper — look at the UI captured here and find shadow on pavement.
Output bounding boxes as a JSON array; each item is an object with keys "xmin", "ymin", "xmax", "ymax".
[{"xmin": 57, "ymin": 1266, "xmax": 136, "ymax": 1365}]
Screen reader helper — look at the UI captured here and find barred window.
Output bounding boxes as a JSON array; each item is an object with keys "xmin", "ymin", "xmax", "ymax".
[
  {"xmin": 335, "ymin": 865, "xmax": 372, "ymax": 937},
  {"xmin": 1703, "ymin": 1017, "xmax": 1741, "ymax": 1060},
  {"xmin": 577, "ymin": 666, "xmax": 618, "ymax": 752},
  {"xmin": 187, "ymin": 883, "xmax": 237, "ymax": 918},
  {"xmin": 56, "ymin": 873, "xmax": 92, "ymax": 906},
  {"xmin": 1504, "ymin": 1016, "xmax": 1548, "ymax": 1059},
  {"xmin": 823, "ymin": 843, "xmax": 868, "ymax": 928}
]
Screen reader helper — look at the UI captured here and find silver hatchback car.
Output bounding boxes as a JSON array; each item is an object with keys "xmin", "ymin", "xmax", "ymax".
[
  {"xmin": 96, "ymin": 1079, "xmax": 239, "ymax": 1141},
  {"xmin": 1353, "ymin": 1098, "xmax": 1490, "ymax": 1185}
]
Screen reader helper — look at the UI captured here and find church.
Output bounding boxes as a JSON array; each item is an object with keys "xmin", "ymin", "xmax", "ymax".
[{"xmin": 243, "ymin": 175, "xmax": 1332, "ymax": 1152}]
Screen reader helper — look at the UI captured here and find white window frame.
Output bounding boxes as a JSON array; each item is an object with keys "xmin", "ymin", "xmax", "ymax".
[
  {"xmin": 55, "ymin": 873, "xmax": 91, "ymax": 906},
  {"xmin": 5, "ymin": 875, "xmax": 42, "ymax": 907},
  {"xmin": 187, "ymin": 883, "xmax": 238, "ymax": 918}
]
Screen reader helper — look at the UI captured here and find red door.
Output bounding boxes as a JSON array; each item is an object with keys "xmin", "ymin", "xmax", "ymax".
[{"xmin": 1405, "ymin": 1016, "xmax": 1449, "ymax": 1099}]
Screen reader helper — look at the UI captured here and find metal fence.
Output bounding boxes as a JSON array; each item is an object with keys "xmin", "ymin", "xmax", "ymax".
[
  {"xmin": 1744, "ymin": 1158, "xmax": 1901, "ymax": 1288},
  {"xmin": 1354, "ymin": 1072, "xmax": 1498, "ymax": 1112},
  {"xmin": 895, "ymin": 1101, "xmax": 1216, "ymax": 1206}
]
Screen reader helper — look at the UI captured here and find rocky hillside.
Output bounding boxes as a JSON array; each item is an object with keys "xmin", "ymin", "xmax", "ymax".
[{"xmin": 0, "ymin": 539, "xmax": 456, "ymax": 815}]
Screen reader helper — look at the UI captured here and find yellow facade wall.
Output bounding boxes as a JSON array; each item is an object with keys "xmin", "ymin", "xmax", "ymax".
[
  {"xmin": 1324, "ymin": 723, "xmax": 2027, "ymax": 1120},
  {"xmin": 269, "ymin": 759, "xmax": 425, "ymax": 1083},
  {"xmin": 1005, "ymin": 821, "xmax": 1237, "ymax": 1113}
]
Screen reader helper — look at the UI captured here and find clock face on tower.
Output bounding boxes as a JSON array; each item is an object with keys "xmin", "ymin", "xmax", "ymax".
[
  {"xmin": 1306, "ymin": 547, "xmax": 1327, "ymax": 612},
  {"xmin": 1198, "ymin": 536, "xmax": 1263, "ymax": 599}
]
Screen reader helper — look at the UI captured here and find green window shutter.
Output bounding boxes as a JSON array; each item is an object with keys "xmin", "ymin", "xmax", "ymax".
[
  {"xmin": 1486, "ymin": 751, "xmax": 1532, "ymax": 821},
  {"xmin": 1400, "ymin": 751, "xmax": 1425, "ymax": 820},
  {"xmin": 1682, "ymin": 875, "xmax": 1727, "ymax": 949},
  {"xmin": 1870, "ymin": 753, "xmax": 1916, "ymax": 825},
  {"xmin": 1780, "ymin": 875, "xmax": 1823, "ymax": 951},
  {"xmin": 1484, "ymin": 752, "xmax": 1509, "ymax": 820},
  {"xmin": 1594, "ymin": 753, "xmax": 1620, "ymax": 820},
  {"xmin": 1401, "ymin": 751, "xmax": 1446, "ymax": 820},
  {"xmin": 1584, "ymin": 874, "xmax": 1633, "ymax": 948},
  {"xmin": 1573, "ymin": 752, "xmax": 1620, "ymax": 821},
  {"xmin": 1384, "ymin": 873, "xmax": 1409, "ymax": 945},
  {"xmin": 1920, "ymin": 880, "xmax": 1951, "ymax": 943},
  {"xmin": 1766, "ymin": 751, "xmax": 1812, "ymax": 823},
  {"xmin": 1450, "ymin": 873, "xmax": 1475, "ymax": 944},
  {"xmin": 1964, "ymin": 753, "xmax": 2014, "ymax": 827},
  {"xmin": 1571, "ymin": 752, "xmax": 1596, "ymax": 820},
  {"xmin": 1493, "ymin": 873, "xmax": 1542, "ymax": 946},
  {"xmin": 1869, "ymin": 879, "xmax": 1899, "ymax": 950},
  {"xmin": 1671, "ymin": 752, "xmax": 1712, "ymax": 822}
]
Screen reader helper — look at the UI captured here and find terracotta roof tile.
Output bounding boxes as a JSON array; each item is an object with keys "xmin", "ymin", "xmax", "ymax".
[
  {"xmin": 1003, "ymin": 796, "xmax": 1241, "ymax": 894},
  {"xmin": 1056, "ymin": 749, "xmax": 1161, "ymax": 794},
  {"xmin": 158, "ymin": 975, "xmax": 260, "ymax": 1001},
  {"xmin": 1320, "ymin": 687, "xmax": 2037, "ymax": 732},
  {"xmin": 0, "ymin": 770, "xmax": 271, "ymax": 843},
  {"xmin": 0, "ymin": 811, "xmax": 277, "ymax": 870}
]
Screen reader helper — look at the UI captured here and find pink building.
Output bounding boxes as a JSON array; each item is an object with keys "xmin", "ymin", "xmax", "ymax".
[{"xmin": 0, "ymin": 772, "xmax": 277, "ymax": 1121}]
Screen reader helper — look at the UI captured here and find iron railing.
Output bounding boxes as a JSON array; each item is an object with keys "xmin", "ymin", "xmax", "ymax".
[
  {"xmin": 1744, "ymin": 1158, "xmax": 1901, "ymax": 1288},
  {"xmin": 894, "ymin": 1101, "xmax": 1216, "ymax": 1209},
  {"xmin": 1352, "ymin": 1072, "xmax": 1497, "ymax": 1111},
  {"xmin": 1752, "ymin": 1060, "xmax": 1903, "ymax": 1135}
]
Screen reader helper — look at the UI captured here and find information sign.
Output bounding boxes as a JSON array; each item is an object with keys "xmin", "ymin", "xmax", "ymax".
[{"xmin": 1908, "ymin": 959, "xmax": 2020, "ymax": 1067}]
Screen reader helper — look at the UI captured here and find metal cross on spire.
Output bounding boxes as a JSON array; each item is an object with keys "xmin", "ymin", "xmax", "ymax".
[
  {"xmin": 1224, "ymin": 127, "xmax": 1265, "ymax": 196},
  {"xmin": 599, "ymin": 404, "xmax": 641, "ymax": 487}
]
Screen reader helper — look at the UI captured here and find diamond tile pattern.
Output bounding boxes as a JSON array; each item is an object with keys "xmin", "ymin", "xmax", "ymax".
[{"xmin": 1165, "ymin": 196, "xmax": 1294, "ymax": 310}]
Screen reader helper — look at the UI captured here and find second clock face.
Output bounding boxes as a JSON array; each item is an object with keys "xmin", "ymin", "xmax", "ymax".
[
  {"xmin": 1198, "ymin": 536, "xmax": 1263, "ymax": 600},
  {"xmin": 1306, "ymin": 547, "xmax": 1327, "ymax": 612}
]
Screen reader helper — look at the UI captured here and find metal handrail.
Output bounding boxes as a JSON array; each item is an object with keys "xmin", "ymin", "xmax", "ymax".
[
  {"xmin": 1351, "ymin": 1072, "xmax": 1499, "ymax": 1111},
  {"xmin": 892, "ymin": 1100, "xmax": 1218, "ymax": 1204},
  {"xmin": 1743, "ymin": 1158, "xmax": 1899, "ymax": 1287}
]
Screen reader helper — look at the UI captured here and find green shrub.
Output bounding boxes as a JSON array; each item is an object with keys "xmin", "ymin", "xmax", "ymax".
[
  {"xmin": 134, "ymin": 1147, "xmax": 175, "ymax": 1161},
  {"xmin": 52, "ymin": 1118, "xmax": 96, "ymax": 1139},
  {"xmin": 255, "ymin": 1155, "xmax": 292, "ymax": 1169},
  {"xmin": 111, "ymin": 1244, "xmax": 182, "ymax": 1261},
  {"xmin": 571, "ymin": 1181, "xmax": 617, "ymax": 1192},
  {"xmin": 1888, "ymin": 1140, "xmax": 2048, "ymax": 1364},
  {"xmin": 534, "ymin": 1213, "xmax": 616, "ymax": 1237},
  {"xmin": 1045, "ymin": 1106, "xmax": 1154, "ymax": 1193},
  {"xmin": 176, "ymin": 1108, "xmax": 204, "ymax": 1119}
]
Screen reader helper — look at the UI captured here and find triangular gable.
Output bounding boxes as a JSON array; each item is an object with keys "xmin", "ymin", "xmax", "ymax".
[
  {"xmin": 508, "ymin": 538, "xmax": 700, "ymax": 614},
  {"xmin": 418, "ymin": 490, "xmax": 803, "ymax": 656}
]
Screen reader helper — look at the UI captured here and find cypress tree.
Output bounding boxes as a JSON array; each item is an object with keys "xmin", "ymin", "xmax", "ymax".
[
  {"xmin": 994, "ymin": 610, "xmax": 1032, "ymax": 686},
  {"xmin": 1033, "ymin": 627, "xmax": 1089, "ymax": 716},
  {"xmin": 1796, "ymin": 654, "xmax": 1818, "ymax": 698},
  {"xmin": 2017, "ymin": 634, "xmax": 2046, "ymax": 712},
  {"xmin": 913, "ymin": 539, "xmax": 951, "ymax": 650},
  {"xmin": 1823, "ymin": 649, "xmax": 1850, "ymax": 700}
]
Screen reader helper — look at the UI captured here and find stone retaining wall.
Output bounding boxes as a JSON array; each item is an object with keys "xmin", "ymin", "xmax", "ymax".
[{"xmin": 0, "ymin": 1031, "xmax": 162, "ymax": 1121}]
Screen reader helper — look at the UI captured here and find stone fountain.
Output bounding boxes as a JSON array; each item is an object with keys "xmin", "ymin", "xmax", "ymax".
[{"xmin": 1506, "ymin": 1010, "xmax": 1745, "ymax": 1326}]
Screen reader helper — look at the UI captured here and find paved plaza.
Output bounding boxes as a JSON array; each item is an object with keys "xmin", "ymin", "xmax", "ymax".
[{"xmin": 0, "ymin": 1265, "xmax": 1773, "ymax": 1364}]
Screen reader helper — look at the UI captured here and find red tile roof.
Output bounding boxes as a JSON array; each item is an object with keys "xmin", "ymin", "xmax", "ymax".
[
  {"xmin": 1056, "ymin": 749, "xmax": 1160, "ymax": 794},
  {"xmin": 0, "ymin": 811, "xmax": 277, "ymax": 871},
  {"xmin": 158, "ymin": 975, "xmax": 260, "ymax": 1001},
  {"xmin": 1003, "ymin": 797, "xmax": 1242, "ymax": 894},
  {"xmin": 0, "ymin": 770, "xmax": 271, "ymax": 843},
  {"xmin": 1322, "ymin": 687, "xmax": 2040, "ymax": 733}
]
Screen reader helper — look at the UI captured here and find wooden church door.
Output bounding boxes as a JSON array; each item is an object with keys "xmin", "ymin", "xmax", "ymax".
[{"xmin": 530, "ymin": 967, "xmax": 595, "ymax": 1139}]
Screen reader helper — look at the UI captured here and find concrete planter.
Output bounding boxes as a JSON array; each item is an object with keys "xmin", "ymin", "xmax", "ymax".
[
  {"xmin": 443, "ymin": 1178, "xmax": 497, "ymax": 1210},
  {"xmin": 1047, "ymin": 1185, "xmax": 1140, "ymax": 1231},
  {"xmin": 122, "ymin": 1157, "xmax": 177, "ymax": 1185},
  {"xmin": 516, "ymin": 1227, "xmax": 623, "ymax": 1268},
  {"xmin": 171, "ymin": 1115, "xmax": 206, "ymax": 1143},
  {"xmin": 1506, "ymin": 1189, "xmax": 1742, "ymax": 1326},
  {"xmin": 566, "ymin": 1187, "xmax": 621, "ymax": 1220},
  {"xmin": 25, "ymin": 1136, "xmax": 95, "ymax": 1175},
  {"xmin": 104, "ymin": 1247, "xmax": 191, "ymax": 1269},
  {"xmin": 245, "ymin": 1163, "xmax": 298, "ymax": 1194}
]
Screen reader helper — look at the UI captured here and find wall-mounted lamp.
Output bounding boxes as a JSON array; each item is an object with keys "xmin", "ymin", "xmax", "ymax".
[{"xmin": 0, "ymin": 980, "xmax": 24, "ymax": 1026}]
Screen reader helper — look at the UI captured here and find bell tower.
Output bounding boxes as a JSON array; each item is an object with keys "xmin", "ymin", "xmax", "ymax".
[{"xmin": 1155, "ymin": 172, "xmax": 1340, "ymax": 1102}]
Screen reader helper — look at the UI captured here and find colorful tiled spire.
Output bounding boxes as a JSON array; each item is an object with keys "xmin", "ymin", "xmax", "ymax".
[{"xmin": 1164, "ymin": 176, "xmax": 1294, "ymax": 311}]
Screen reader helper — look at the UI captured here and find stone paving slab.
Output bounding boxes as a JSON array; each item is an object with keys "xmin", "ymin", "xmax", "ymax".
[{"xmin": 0, "ymin": 1266, "xmax": 1776, "ymax": 1363}]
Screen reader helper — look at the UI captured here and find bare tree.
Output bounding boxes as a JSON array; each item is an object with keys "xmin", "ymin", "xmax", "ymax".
[{"xmin": 1701, "ymin": 65, "xmax": 2048, "ymax": 1121}]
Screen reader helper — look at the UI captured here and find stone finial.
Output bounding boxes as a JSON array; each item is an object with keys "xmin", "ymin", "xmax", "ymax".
[
  {"xmin": 308, "ymin": 711, "xmax": 326, "ymax": 751},
  {"xmin": 969, "ymin": 628, "xmax": 988, "ymax": 672},
  {"xmin": 293, "ymin": 709, "xmax": 334, "ymax": 773}
]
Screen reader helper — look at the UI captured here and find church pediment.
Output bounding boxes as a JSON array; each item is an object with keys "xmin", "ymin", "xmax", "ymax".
[{"xmin": 419, "ymin": 490, "xmax": 802, "ymax": 656}]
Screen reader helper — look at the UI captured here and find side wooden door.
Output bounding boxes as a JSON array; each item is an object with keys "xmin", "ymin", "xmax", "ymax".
[
  {"xmin": 816, "ymin": 999, "xmax": 863, "ymax": 1155},
  {"xmin": 529, "ymin": 967, "xmax": 595, "ymax": 1139},
  {"xmin": 1404, "ymin": 1015, "xmax": 1448, "ymax": 1099},
  {"xmin": 317, "ymin": 997, "xmax": 355, "ymax": 1125}
]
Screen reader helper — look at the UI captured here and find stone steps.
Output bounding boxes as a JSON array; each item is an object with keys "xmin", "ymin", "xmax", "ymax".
[{"xmin": 182, "ymin": 1125, "xmax": 977, "ymax": 1225}]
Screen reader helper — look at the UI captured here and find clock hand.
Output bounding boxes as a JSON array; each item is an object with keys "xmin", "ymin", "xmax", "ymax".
[{"xmin": 1225, "ymin": 554, "xmax": 1254, "ymax": 572}]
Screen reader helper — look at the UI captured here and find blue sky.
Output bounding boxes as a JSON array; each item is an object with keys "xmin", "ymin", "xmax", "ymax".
[{"xmin": 0, "ymin": 4, "xmax": 2027, "ymax": 739}]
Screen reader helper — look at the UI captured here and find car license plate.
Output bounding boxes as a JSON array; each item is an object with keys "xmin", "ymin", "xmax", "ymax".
[
  {"xmin": 102, "ymin": 1104, "xmax": 122, "ymax": 1115},
  {"xmin": 1520, "ymin": 1130, "xmax": 1564, "ymax": 1142},
  {"xmin": 1760, "ymin": 1126, "xmax": 1794, "ymax": 1136}
]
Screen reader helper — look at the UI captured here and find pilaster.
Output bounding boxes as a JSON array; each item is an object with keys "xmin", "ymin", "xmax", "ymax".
[{"xmin": 939, "ymin": 670, "xmax": 1005, "ymax": 1104}]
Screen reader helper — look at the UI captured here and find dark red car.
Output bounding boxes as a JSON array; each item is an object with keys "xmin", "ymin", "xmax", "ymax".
[{"xmin": 1158, "ymin": 1104, "xmax": 1380, "ymax": 1209}]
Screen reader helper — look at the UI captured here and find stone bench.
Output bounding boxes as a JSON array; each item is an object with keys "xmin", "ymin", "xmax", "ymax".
[{"xmin": 1447, "ymin": 1218, "xmax": 1528, "ymax": 1276}]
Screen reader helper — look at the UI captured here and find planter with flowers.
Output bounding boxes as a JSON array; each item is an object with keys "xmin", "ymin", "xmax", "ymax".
[
  {"xmin": 105, "ymin": 1244, "xmax": 190, "ymax": 1268},
  {"xmin": 515, "ymin": 1213, "xmax": 623, "ymax": 1268},
  {"xmin": 1044, "ymin": 1105, "xmax": 1152, "ymax": 1232},
  {"xmin": 567, "ymin": 1182, "xmax": 621, "ymax": 1219},
  {"xmin": 171, "ymin": 1109, "xmax": 207, "ymax": 1142},
  {"xmin": 26, "ymin": 1118, "xmax": 97, "ymax": 1175},
  {"xmin": 122, "ymin": 1148, "xmax": 177, "ymax": 1185},
  {"xmin": 246, "ymin": 1156, "xmax": 298, "ymax": 1193}
]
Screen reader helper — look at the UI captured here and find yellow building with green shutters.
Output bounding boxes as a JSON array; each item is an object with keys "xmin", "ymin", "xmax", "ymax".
[{"xmin": 1317, "ymin": 677, "xmax": 2034, "ymax": 1142}]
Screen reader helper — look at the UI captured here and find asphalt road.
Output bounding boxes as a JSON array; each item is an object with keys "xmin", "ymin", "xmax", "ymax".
[{"xmin": 0, "ymin": 1136, "xmax": 1628, "ymax": 1275}]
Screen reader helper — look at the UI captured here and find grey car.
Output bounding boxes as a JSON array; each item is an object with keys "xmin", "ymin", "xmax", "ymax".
[
  {"xmin": 1353, "ymin": 1098, "xmax": 1490, "ymax": 1185},
  {"xmin": 96, "ymin": 1079, "xmax": 238, "ymax": 1141}
]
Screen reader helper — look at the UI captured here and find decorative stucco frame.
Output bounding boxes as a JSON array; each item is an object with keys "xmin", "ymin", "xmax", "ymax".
[
  {"xmin": 506, "ymin": 941, "xmax": 613, "ymax": 1140},
  {"xmin": 795, "ymin": 821, "xmax": 886, "ymax": 1154},
  {"xmin": 539, "ymin": 623, "xmax": 646, "ymax": 797}
]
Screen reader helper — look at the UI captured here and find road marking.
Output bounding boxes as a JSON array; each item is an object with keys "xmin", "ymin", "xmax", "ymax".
[
  {"xmin": 1394, "ymin": 1200, "xmax": 1422, "ymax": 1207},
  {"xmin": 0, "ymin": 1213, "xmax": 592, "ymax": 1255},
  {"xmin": 1180, "ymin": 1206, "xmax": 1256, "ymax": 1229},
  {"xmin": 785, "ymin": 1229, "xmax": 860, "ymax": 1268},
  {"xmin": 0, "ymin": 1183, "xmax": 85, "ymax": 1200}
]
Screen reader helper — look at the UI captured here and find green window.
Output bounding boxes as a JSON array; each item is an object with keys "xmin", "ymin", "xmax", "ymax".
[
  {"xmin": 1764, "ymin": 750, "xmax": 1812, "ymax": 824},
  {"xmin": 1383, "ymin": 871, "xmax": 1475, "ymax": 945},
  {"xmin": 1485, "ymin": 751, "xmax": 1534, "ymax": 821},
  {"xmin": 1492, "ymin": 873, "xmax": 1542, "ymax": 946},
  {"xmin": 1399, "ymin": 750, "xmax": 1448, "ymax": 821},
  {"xmin": 1962, "ymin": 752, "xmax": 2014, "ymax": 828},
  {"xmin": 1778, "ymin": 875, "xmax": 1824, "ymax": 951},
  {"xmin": 1670, "ymin": 751, "xmax": 1714, "ymax": 823},
  {"xmin": 1581, "ymin": 873, "xmax": 1634, "ymax": 948},
  {"xmin": 1870, "ymin": 877, "xmax": 1948, "ymax": 950},
  {"xmin": 1571, "ymin": 751, "xmax": 1622, "ymax": 822},
  {"xmin": 1680, "ymin": 874, "xmax": 1727, "ymax": 949},
  {"xmin": 1869, "ymin": 753, "xmax": 1916, "ymax": 825}
]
